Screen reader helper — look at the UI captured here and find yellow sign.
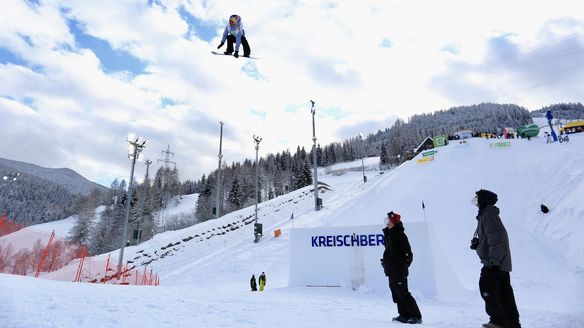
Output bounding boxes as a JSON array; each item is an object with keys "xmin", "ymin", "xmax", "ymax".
[{"xmin": 417, "ymin": 156, "xmax": 434, "ymax": 163}]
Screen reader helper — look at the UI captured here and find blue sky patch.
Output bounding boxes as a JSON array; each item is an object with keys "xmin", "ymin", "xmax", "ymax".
[
  {"xmin": 285, "ymin": 104, "xmax": 308, "ymax": 113},
  {"xmin": 320, "ymin": 107, "xmax": 348, "ymax": 120},
  {"xmin": 0, "ymin": 47, "xmax": 28, "ymax": 66},
  {"xmin": 178, "ymin": 6, "xmax": 219, "ymax": 42},
  {"xmin": 380, "ymin": 38, "xmax": 393, "ymax": 48},
  {"xmin": 441, "ymin": 44, "xmax": 460, "ymax": 55},
  {"xmin": 24, "ymin": 0, "xmax": 40, "ymax": 8},
  {"xmin": 250, "ymin": 108, "xmax": 266, "ymax": 119},
  {"xmin": 160, "ymin": 97, "xmax": 181, "ymax": 107},
  {"xmin": 241, "ymin": 61, "xmax": 263, "ymax": 80},
  {"xmin": 67, "ymin": 19, "xmax": 146, "ymax": 75},
  {"xmin": 0, "ymin": 46, "xmax": 44, "ymax": 73}
]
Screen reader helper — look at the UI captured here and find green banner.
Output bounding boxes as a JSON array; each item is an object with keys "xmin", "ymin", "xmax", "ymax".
[
  {"xmin": 422, "ymin": 150, "xmax": 437, "ymax": 157},
  {"xmin": 433, "ymin": 135, "xmax": 448, "ymax": 147},
  {"xmin": 490, "ymin": 142, "xmax": 511, "ymax": 148}
]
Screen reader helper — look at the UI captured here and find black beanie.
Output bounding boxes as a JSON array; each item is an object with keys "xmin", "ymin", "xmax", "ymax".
[{"xmin": 476, "ymin": 189, "xmax": 498, "ymax": 212}]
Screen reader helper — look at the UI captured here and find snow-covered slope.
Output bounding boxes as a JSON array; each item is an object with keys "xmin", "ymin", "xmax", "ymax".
[{"xmin": 2, "ymin": 132, "xmax": 584, "ymax": 328}]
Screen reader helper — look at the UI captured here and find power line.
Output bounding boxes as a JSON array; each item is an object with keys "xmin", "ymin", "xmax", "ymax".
[
  {"xmin": 431, "ymin": 34, "xmax": 584, "ymax": 84},
  {"xmin": 157, "ymin": 145, "xmax": 176, "ymax": 169}
]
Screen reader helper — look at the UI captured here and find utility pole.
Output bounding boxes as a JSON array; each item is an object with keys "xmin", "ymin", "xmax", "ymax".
[
  {"xmin": 158, "ymin": 145, "xmax": 176, "ymax": 169},
  {"xmin": 157, "ymin": 145, "xmax": 176, "ymax": 230},
  {"xmin": 144, "ymin": 159, "xmax": 153, "ymax": 184},
  {"xmin": 310, "ymin": 100, "xmax": 321, "ymax": 211},
  {"xmin": 359, "ymin": 133, "xmax": 367, "ymax": 183},
  {"xmin": 253, "ymin": 135, "xmax": 262, "ymax": 242},
  {"xmin": 215, "ymin": 122, "xmax": 224, "ymax": 219},
  {"xmin": 118, "ymin": 135, "xmax": 148, "ymax": 279}
]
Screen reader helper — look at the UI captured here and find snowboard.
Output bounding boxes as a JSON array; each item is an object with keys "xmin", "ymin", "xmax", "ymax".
[{"xmin": 211, "ymin": 51, "xmax": 260, "ymax": 59}]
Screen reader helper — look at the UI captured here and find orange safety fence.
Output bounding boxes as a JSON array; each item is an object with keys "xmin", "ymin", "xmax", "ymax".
[
  {"xmin": 0, "ymin": 216, "xmax": 159, "ymax": 285},
  {"xmin": 0, "ymin": 218, "xmax": 81, "ymax": 276},
  {"xmin": 0, "ymin": 214, "xmax": 24, "ymax": 237}
]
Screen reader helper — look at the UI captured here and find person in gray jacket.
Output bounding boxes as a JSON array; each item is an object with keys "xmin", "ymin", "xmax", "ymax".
[
  {"xmin": 217, "ymin": 14, "xmax": 251, "ymax": 58},
  {"xmin": 471, "ymin": 189, "xmax": 521, "ymax": 328}
]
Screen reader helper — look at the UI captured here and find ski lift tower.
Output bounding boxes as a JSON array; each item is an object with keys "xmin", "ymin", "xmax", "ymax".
[{"xmin": 310, "ymin": 100, "xmax": 322, "ymax": 211}]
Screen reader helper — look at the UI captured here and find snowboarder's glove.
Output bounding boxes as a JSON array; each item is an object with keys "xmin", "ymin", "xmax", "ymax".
[
  {"xmin": 217, "ymin": 42, "xmax": 224, "ymax": 49},
  {"xmin": 234, "ymin": 51, "xmax": 239, "ymax": 58}
]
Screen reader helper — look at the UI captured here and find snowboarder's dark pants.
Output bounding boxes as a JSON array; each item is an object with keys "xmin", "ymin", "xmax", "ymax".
[
  {"xmin": 225, "ymin": 35, "xmax": 250, "ymax": 56},
  {"xmin": 388, "ymin": 276, "xmax": 422, "ymax": 319},
  {"xmin": 479, "ymin": 266, "xmax": 521, "ymax": 328}
]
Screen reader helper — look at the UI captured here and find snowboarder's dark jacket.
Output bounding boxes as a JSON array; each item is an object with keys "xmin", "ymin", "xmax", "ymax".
[
  {"xmin": 475, "ymin": 190, "xmax": 512, "ymax": 272},
  {"xmin": 381, "ymin": 222, "xmax": 413, "ymax": 278},
  {"xmin": 250, "ymin": 276, "xmax": 257, "ymax": 291},
  {"xmin": 259, "ymin": 274, "xmax": 266, "ymax": 285}
]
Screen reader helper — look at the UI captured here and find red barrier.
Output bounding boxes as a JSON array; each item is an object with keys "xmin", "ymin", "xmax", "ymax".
[
  {"xmin": 0, "ymin": 217, "xmax": 159, "ymax": 286},
  {"xmin": 35, "ymin": 231, "xmax": 55, "ymax": 278},
  {"xmin": 0, "ymin": 215, "xmax": 23, "ymax": 237},
  {"xmin": 74, "ymin": 244, "xmax": 87, "ymax": 282}
]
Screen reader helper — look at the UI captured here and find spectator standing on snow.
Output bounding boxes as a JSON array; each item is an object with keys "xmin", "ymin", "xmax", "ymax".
[
  {"xmin": 381, "ymin": 211, "xmax": 422, "ymax": 324},
  {"xmin": 250, "ymin": 274, "xmax": 257, "ymax": 292},
  {"xmin": 258, "ymin": 272, "xmax": 266, "ymax": 291},
  {"xmin": 471, "ymin": 189, "xmax": 521, "ymax": 328}
]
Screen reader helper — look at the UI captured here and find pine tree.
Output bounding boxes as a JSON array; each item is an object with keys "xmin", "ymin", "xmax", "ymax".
[
  {"xmin": 227, "ymin": 178, "xmax": 243, "ymax": 211},
  {"xmin": 195, "ymin": 175, "xmax": 214, "ymax": 222},
  {"xmin": 68, "ymin": 189, "xmax": 101, "ymax": 245},
  {"xmin": 380, "ymin": 141, "xmax": 389, "ymax": 166}
]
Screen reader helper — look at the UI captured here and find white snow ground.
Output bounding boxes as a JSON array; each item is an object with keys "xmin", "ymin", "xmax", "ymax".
[{"xmin": 1, "ymin": 130, "xmax": 584, "ymax": 328}]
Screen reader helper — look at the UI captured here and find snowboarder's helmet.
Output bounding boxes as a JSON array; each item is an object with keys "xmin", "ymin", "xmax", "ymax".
[{"xmin": 229, "ymin": 15, "xmax": 239, "ymax": 26}]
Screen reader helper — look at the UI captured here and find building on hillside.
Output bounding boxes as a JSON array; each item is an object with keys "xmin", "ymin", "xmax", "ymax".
[
  {"xmin": 414, "ymin": 137, "xmax": 435, "ymax": 155},
  {"xmin": 503, "ymin": 127, "xmax": 516, "ymax": 139},
  {"xmin": 433, "ymin": 135, "xmax": 449, "ymax": 148},
  {"xmin": 452, "ymin": 130, "xmax": 473, "ymax": 140}
]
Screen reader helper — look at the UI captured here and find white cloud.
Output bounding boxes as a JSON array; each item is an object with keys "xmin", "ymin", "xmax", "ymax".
[{"xmin": 0, "ymin": 0, "xmax": 583, "ymax": 185}]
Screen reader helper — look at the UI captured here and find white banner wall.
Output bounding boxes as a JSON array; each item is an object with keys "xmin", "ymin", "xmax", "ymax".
[{"xmin": 288, "ymin": 223, "xmax": 467, "ymax": 301}]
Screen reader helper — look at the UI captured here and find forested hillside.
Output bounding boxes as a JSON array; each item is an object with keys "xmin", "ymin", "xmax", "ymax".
[
  {"xmin": 0, "ymin": 172, "xmax": 78, "ymax": 225},
  {"xmin": 531, "ymin": 102, "xmax": 584, "ymax": 119}
]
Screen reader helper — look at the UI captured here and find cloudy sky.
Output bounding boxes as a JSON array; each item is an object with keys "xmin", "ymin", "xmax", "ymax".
[{"xmin": 1, "ymin": 0, "xmax": 583, "ymax": 186}]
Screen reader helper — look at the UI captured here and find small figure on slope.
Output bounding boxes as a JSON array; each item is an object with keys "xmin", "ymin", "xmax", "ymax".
[
  {"xmin": 250, "ymin": 274, "xmax": 257, "ymax": 292},
  {"xmin": 217, "ymin": 15, "xmax": 251, "ymax": 58},
  {"xmin": 258, "ymin": 272, "xmax": 266, "ymax": 291}
]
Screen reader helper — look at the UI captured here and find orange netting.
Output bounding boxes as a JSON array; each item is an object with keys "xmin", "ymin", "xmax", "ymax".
[
  {"xmin": 0, "ymin": 215, "xmax": 158, "ymax": 285},
  {"xmin": 0, "ymin": 214, "xmax": 24, "ymax": 237}
]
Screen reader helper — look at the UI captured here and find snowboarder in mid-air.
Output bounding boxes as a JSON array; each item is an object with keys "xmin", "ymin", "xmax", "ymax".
[{"xmin": 217, "ymin": 14, "xmax": 251, "ymax": 58}]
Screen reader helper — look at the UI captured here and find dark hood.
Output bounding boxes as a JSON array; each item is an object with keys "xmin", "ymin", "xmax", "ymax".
[{"xmin": 476, "ymin": 189, "xmax": 498, "ymax": 213}]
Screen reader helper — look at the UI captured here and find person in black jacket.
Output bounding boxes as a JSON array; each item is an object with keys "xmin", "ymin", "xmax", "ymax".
[
  {"xmin": 250, "ymin": 274, "xmax": 257, "ymax": 292},
  {"xmin": 472, "ymin": 189, "xmax": 521, "ymax": 328},
  {"xmin": 381, "ymin": 211, "xmax": 422, "ymax": 324}
]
